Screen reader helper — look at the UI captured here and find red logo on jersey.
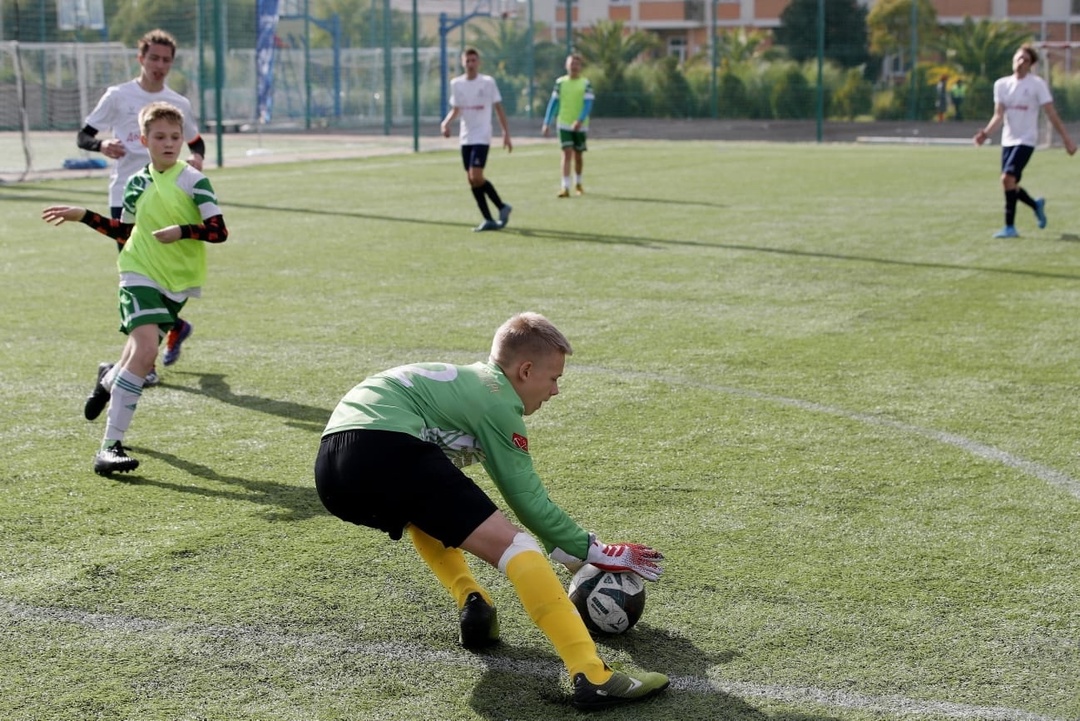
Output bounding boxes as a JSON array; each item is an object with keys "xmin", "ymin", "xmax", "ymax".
[{"xmin": 512, "ymin": 433, "xmax": 529, "ymax": 452}]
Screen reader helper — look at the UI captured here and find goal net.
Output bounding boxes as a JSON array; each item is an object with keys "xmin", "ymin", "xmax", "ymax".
[{"xmin": 1035, "ymin": 40, "xmax": 1080, "ymax": 149}]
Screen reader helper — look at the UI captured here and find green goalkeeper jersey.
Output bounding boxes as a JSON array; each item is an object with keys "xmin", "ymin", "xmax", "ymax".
[{"xmin": 323, "ymin": 361, "xmax": 590, "ymax": 558}]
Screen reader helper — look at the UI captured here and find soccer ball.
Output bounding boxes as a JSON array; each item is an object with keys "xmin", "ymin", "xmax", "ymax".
[{"xmin": 567, "ymin": 564, "xmax": 646, "ymax": 635}]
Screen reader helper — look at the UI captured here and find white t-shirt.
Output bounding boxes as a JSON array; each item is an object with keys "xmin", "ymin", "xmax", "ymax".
[
  {"xmin": 448, "ymin": 73, "xmax": 502, "ymax": 145},
  {"xmin": 84, "ymin": 79, "xmax": 201, "ymax": 207},
  {"xmin": 993, "ymin": 73, "xmax": 1052, "ymax": 148}
]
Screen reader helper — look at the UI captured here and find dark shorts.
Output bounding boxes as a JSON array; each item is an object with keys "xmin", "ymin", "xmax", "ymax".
[
  {"xmin": 1001, "ymin": 145, "xmax": 1034, "ymax": 182},
  {"xmin": 558, "ymin": 128, "xmax": 588, "ymax": 152},
  {"xmin": 314, "ymin": 428, "xmax": 498, "ymax": 547},
  {"xmin": 461, "ymin": 144, "xmax": 490, "ymax": 171}
]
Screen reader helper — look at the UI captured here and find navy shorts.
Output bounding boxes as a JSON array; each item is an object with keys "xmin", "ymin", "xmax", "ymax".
[
  {"xmin": 1001, "ymin": 145, "xmax": 1034, "ymax": 182},
  {"xmin": 315, "ymin": 428, "xmax": 498, "ymax": 547},
  {"xmin": 461, "ymin": 144, "xmax": 490, "ymax": 171}
]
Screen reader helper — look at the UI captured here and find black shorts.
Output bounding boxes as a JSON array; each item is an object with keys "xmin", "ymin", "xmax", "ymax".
[
  {"xmin": 1001, "ymin": 144, "xmax": 1034, "ymax": 182},
  {"xmin": 314, "ymin": 428, "xmax": 498, "ymax": 547},
  {"xmin": 461, "ymin": 144, "xmax": 490, "ymax": 170}
]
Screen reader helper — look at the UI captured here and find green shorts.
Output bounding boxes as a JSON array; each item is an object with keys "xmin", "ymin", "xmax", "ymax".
[
  {"xmin": 558, "ymin": 128, "xmax": 588, "ymax": 152},
  {"xmin": 118, "ymin": 285, "xmax": 186, "ymax": 336}
]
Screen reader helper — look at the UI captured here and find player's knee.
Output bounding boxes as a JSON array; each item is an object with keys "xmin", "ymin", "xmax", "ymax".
[{"xmin": 497, "ymin": 532, "xmax": 543, "ymax": 574}]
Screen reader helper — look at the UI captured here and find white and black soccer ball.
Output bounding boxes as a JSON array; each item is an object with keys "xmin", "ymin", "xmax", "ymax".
[{"xmin": 567, "ymin": 564, "xmax": 646, "ymax": 635}]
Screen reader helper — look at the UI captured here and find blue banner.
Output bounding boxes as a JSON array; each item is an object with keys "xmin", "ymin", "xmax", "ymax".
[{"xmin": 256, "ymin": 0, "xmax": 281, "ymax": 123}]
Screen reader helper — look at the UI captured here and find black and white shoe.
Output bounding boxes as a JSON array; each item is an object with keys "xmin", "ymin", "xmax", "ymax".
[{"xmin": 93, "ymin": 441, "xmax": 139, "ymax": 476}]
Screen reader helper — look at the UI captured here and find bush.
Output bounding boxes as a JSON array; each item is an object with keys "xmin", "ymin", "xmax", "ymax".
[
  {"xmin": 772, "ymin": 67, "xmax": 814, "ymax": 119},
  {"xmin": 834, "ymin": 67, "xmax": 873, "ymax": 119}
]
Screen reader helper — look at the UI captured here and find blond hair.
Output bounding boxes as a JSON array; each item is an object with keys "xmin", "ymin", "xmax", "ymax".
[
  {"xmin": 139, "ymin": 101, "xmax": 184, "ymax": 136},
  {"xmin": 490, "ymin": 313, "xmax": 573, "ymax": 367}
]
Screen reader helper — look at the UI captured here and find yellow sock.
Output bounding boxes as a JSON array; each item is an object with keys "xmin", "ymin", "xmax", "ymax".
[
  {"xmin": 505, "ymin": 550, "xmax": 610, "ymax": 684},
  {"xmin": 408, "ymin": 525, "xmax": 490, "ymax": 609}
]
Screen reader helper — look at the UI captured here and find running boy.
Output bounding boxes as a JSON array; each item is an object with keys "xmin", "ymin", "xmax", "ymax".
[
  {"xmin": 315, "ymin": 312, "xmax": 669, "ymax": 710},
  {"xmin": 79, "ymin": 29, "xmax": 205, "ymax": 378},
  {"xmin": 43, "ymin": 101, "xmax": 228, "ymax": 476}
]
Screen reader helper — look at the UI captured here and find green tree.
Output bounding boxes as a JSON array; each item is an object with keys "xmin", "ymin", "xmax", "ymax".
[
  {"xmin": 650, "ymin": 55, "xmax": 694, "ymax": 117},
  {"xmin": 775, "ymin": 0, "xmax": 869, "ymax": 68},
  {"xmin": 867, "ymin": 0, "xmax": 939, "ymax": 58},
  {"xmin": 573, "ymin": 20, "xmax": 659, "ymax": 115},
  {"xmin": 714, "ymin": 28, "xmax": 783, "ymax": 69},
  {"xmin": 936, "ymin": 17, "xmax": 1033, "ymax": 80}
]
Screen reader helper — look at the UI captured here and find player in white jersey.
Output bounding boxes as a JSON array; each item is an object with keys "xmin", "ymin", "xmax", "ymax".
[
  {"xmin": 77, "ymin": 29, "xmax": 206, "ymax": 384},
  {"xmin": 974, "ymin": 44, "xmax": 1076, "ymax": 239},
  {"xmin": 440, "ymin": 47, "xmax": 513, "ymax": 232}
]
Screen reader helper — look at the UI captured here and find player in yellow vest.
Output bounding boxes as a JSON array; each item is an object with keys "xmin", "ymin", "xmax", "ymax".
[
  {"xmin": 542, "ymin": 54, "xmax": 594, "ymax": 197},
  {"xmin": 43, "ymin": 102, "xmax": 228, "ymax": 476}
]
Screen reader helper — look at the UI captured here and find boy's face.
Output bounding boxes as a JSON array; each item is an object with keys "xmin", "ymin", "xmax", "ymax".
[
  {"xmin": 511, "ymin": 351, "xmax": 566, "ymax": 416},
  {"xmin": 567, "ymin": 56, "xmax": 582, "ymax": 78},
  {"xmin": 139, "ymin": 42, "xmax": 176, "ymax": 85},
  {"xmin": 462, "ymin": 52, "xmax": 480, "ymax": 78},
  {"xmin": 1013, "ymin": 49, "xmax": 1033, "ymax": 75},
  {"xmin": 141, "ymin": 118, "xmax": 184, "ymax": 169}
]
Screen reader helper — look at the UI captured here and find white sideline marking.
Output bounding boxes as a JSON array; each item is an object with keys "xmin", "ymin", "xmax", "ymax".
[
  {"xmin": 0, "ymin": 600, "xmax": 1065, "ymax": 721},
  {"xmin": 578, "ymin": 367, "xmax": 1080, "ymax": 502}
]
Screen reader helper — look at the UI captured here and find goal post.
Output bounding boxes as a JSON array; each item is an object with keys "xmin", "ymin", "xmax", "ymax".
[{"xmin": 1035, "ymin": 40, "xmax": 1080, "ymax": 149}]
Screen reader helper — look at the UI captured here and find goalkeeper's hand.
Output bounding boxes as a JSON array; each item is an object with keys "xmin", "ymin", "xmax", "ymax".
[{"xmin": 586, "ymin": 536, "xmax": 664, "ymax": 581}]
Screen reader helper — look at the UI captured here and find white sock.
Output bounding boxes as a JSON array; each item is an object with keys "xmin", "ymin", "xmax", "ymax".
[
  {"xmin": 575, "ymin": 174, "xmax": 583, "ymax": 186},
  {"xmin": 562, "ymin": 176, "xmax": 571, "ymax": 189},
  {"xmin": 102, "ymin": 364, "xmax": 120, "ymax": 390},
  {"xmin": 103, "ymin": 369, "xmax": 145, "ymax": 445}
]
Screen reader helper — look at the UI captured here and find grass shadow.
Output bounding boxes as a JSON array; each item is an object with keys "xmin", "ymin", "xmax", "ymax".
[
  {"xmin": 119, "ymin": 445, "xmax": 322, "ymax": 521},
  {"xmin": 162, "ymin": 371, "xmax": 329, "ymax": 433}
]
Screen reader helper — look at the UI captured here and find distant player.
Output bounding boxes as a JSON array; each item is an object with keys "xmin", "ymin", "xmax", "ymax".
[
  {"xmin": 45, "ymin": 101, "xmax": 228, "ymax": 476},
  {"xmin": 315, "ymin": 312, "xmax": 669, "ymax": 710},
  {"xmin": 542, "ymin": 54, "xmax": 594, "ymax": 197},
  {"xmin": 440, "ymin": 47, "xmax": 513, "ymax": 232},
  {"xmin": 974, "ymin": 43, "xmax": 1076, "ymax": 238},
  {"xmin": 78, "ymin": 29, "xmax": 205, "ymax": 381}
]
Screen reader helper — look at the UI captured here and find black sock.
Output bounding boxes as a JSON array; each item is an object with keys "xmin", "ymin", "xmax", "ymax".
[
  {"xmin": 1016, "ymin": 187, "xmax": 1037, "ymax": 209},
  {"xmin": 1005, "ymin": 189, "xmax": 1019, "ymax": 226},
  {"xmin": 471, "ymin": 186, "xmax": 492, "ymax": 221},
  {"xmin": 482, "ymin": 181, "xmax": 504, "ymax": 209}
]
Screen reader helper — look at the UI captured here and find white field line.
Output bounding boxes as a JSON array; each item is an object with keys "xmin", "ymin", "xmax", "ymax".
[
  {"xmin": 577, "ymin": 367, "xmax": 1080, "ymax": 502},
  {"xmin": 0, "ymin": 599, "xmax": 1065, "ymax": 721}
]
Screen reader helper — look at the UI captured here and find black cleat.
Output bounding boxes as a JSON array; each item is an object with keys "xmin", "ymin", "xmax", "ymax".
[
  {"xmin": 571, "ymin": 666, "xmax": 670, "ymax": 712},
  {"xmin": 93, "ymin": 441, "xmax": 139, "ymax": 476},
  {"xmin": 459, "ymin": 592, "xmax": 500, "ymax": 649},
  {"xmin": 84, "ymin": 362, "xmax": 113, "ymax": 421}
]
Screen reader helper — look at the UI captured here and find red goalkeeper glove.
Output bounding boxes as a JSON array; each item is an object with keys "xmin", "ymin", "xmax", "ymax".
[{"xmin": 586, "ymin": 536, "xmax": 664, "ymax": 581}]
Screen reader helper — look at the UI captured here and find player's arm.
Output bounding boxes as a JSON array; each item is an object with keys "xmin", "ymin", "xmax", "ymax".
[
  {"xmin": 494, "ymin": 101, "xmax": 512, "ymax": 152},
  {"xmin": 153, "ymin": 177, "xmax": 228, "ymax": 245},
  {"xmin": 440, "ymin": 106, "xmax": 461, "ymax": 137},
  {"xmin": 1042, "ymin": 102, "xmax": 1077, "ymax": 155},
  {"xmin": 42, "ymin": 205, "xmax": 132, "ymax": 241},
  {"xmin": 77, "ymin": 125, "xmax": 125, "ymax": 159},
  {"xmin": 579, "ymin": 93, "xmax": 594, "ymax": 125},
  {"xmin": 542, "ymin": 93, "xmax": 559, "ymax": 135},
  {"xmin": 186, "ymin": 135, "xmax": 206, "ymax": 170},
  {"xmin": 974, "ymin": 102, "xmax": 1005, "ymax": 146}
]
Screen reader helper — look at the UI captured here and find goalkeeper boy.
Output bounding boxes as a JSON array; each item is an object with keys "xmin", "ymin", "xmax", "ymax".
[{"xmin": 315, "ymin": 312, "xmax": 669, "ymax": 711}]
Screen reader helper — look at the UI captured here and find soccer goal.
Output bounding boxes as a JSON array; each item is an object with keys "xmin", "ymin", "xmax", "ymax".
[{"xmin": 1035, "ymin": 40, "xmax": 1080, "ymax": 149}]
